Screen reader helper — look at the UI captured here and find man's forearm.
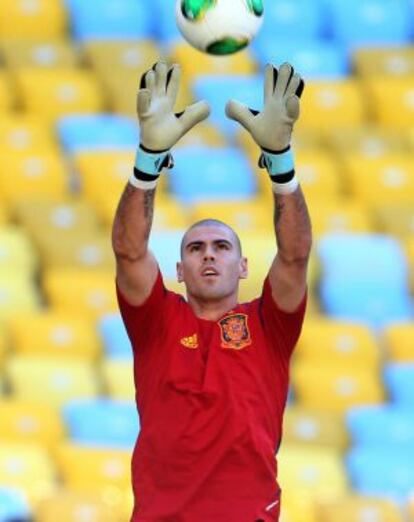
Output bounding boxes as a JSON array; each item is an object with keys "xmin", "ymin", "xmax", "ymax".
[
  {"xmin": 112, "ymin": 183, "xmax": 156, "ymax": 261},
  {"xmin": 273, "ymin": 186, "xmax": 312, "ymax": 263}
]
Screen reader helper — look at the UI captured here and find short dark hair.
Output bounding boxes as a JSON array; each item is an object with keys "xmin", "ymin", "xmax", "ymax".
[{"xmin": 180, "ymin": 219, "xmax": 242, "ymax": 258}]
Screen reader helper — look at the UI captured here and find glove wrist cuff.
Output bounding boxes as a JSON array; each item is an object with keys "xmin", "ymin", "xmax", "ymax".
[
  {"xmin": 259, "ymin": 146, "xmax": 299, "ymax": 195},
  {"xmin": 135, "ymin": 145, "xmax": 174, "ymax": 175}
]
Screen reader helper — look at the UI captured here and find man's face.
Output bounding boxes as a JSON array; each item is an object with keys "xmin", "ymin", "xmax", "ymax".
[{"xmin": 177, "ymin": 225, "xmax": 248, "ymax": 302}]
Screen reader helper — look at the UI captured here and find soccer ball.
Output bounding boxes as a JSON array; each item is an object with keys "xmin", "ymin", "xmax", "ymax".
[{"xmin": 175, "ymin": 0, "xmax": 264, "ymax": 55}]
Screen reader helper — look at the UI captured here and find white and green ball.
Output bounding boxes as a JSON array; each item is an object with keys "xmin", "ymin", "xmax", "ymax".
[{"xmin": 175, "ymin": 0, "xmax": 264, "ymax": 55}]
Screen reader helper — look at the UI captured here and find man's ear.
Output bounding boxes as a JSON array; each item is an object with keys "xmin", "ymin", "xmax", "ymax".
[
  {"xmin": 177, "ymin": 261, "xmax": 184, "ymax": 283},
  {"xmin": 239, "ymin": 256, "xmax": 248, "ymax": 280}
]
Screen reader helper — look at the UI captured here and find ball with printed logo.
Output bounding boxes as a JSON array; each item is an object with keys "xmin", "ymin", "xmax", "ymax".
[{"xmin": 176, "ymin": 0, "xmax": 264, "ymax": 55}]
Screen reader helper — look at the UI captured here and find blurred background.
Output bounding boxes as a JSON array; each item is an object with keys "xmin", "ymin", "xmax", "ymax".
[{"xmin": 0, "ymin": 0, "xmax": 413, "ymax": 520}]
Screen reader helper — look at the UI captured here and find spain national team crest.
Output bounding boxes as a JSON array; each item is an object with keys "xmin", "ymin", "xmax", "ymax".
[{"xmin": 219, "ymin": 313, "xmax": 251, "ymax": 350}]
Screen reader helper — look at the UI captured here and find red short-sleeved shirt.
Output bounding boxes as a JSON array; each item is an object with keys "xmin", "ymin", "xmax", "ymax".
[{"xmin": 116, "ymin": 271, "xmax": 307, "ymax": 522}]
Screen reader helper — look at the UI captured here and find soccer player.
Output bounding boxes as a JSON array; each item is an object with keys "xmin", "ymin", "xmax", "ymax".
[{"xmin": 112, "ymin": 61, "xmax": 312, "ymax": 522}]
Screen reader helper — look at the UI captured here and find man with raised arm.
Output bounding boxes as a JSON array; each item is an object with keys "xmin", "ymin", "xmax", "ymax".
[{"xmin": 112, "ymin": 61, "xmax": 312, "ymax": 522}]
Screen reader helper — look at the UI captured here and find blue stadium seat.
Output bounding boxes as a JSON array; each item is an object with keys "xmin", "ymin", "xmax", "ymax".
[
  {"xmin": 149, "ymin": 231, "xmax": 183, "ymax": 280},
  {"xmin": 169, "ymin": 147, "xmax": 257, "ymax": 203},
  {"xmin": 98, "ymin": 313, "xmax": 132, "ymax": 358},
  {"xmin": 327, "ymin": 0, "xmax": 413, "ymax": 48},
  {"xmin": 193, "ymin": 76, "xmax": 262, "ymax": 138},
  {"xmin": 152, "ymin": 0, "xmax": 182, "ymax": 44},
  {"xmin": 384, "ymin": 364, "xmax": 414, "ymax": 405},
  {"xmin": 63, "ymin": 399, "xmax": 139, "ymax": 448},
  {"xmin": 347, "ymin": 405, "xmax": 414, "ymax": 448},
  {"xmin": 66, "ymin": 0, "xmax": 154, "ymax": 41},
  {"xmin": 58, "ymin": 115, "xmax": 138, "ymax": 153},
  {"xmin": 253, "ymin": 38, "xmax": 349, "ymax": 79},
  {"xmin": 0, "ymin": 488, "xmax": 30, "ymax": 522},
  {"xmin": 347, "ymin": 446, "xmax": 414, "ymax": 498}
]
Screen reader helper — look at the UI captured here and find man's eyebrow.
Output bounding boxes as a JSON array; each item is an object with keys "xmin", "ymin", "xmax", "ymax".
[{"xmin": 185, "ymin": 239, "xmax": 233, "ymax": 249}]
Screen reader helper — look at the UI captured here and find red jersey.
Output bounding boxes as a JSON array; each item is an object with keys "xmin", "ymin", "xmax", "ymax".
[{"xmin": 116, "ymin": 270, "xmax": 306, "ymax": 522}]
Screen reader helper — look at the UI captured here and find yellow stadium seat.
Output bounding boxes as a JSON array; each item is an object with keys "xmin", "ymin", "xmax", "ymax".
[
  {"xmin": 0, "ymin": 114, "xmax": 58, "ymax": 153},
  {"xmin": 0, "ymin": 71, "xmax": 15, "ymax": 111},
  {"xmin": 169, "ymin": 42, "xmax": 257, "ymax": 80},
  {"xmin": 0, "ymin": 326, "xmax": 7, "ymax": 370},
  {"xmin": 37, "ymin": 233, "xmax": 115, "ymax": 272},
  {"xmin": 328, "ymin": 126, "xmax": 407, "ymax": 158},
  {"xmin": 36, "ymin": 490, "xmax": 123, "ymax": 522},
  {"xmin": 277, "ymin": 444, "xmax": 348, "ymax": 499},
  {"xmin": 354, "ymin": 47, "xmax": 414, "ymax": 78},
  {"xmin": 0, "ymin": 0, "xmax": 67, "ymax": 39},
  {"xmin": 0, "ymin": 399, "xmax": 64, "ymax": 446},
  {"xmin": 344, "ymin": 153, "xmax": 414, "ymax": 207},
  {"xmin": 317, "ymin": 495, "xmax": 403, "ymax": 522},
  {"xmin": 101, "ymin": 360, "xmax": 134, "ymax": 401},
  {"xmin": 56, "ymin": 444, "xmax": 131, "ymax": 492},
  {"xmin": 8, "ymin": 311, "xmax": 100, "ymax": 360},
  {"xmin": 409, "ymin": 497, "xmax": 414, "ymax": 522},
  {"xmin": 0, "ymin": 442, "xmax": 56, "ymax": 504},
  {"xmin": 373, "ymin": 203, "xmax": 414, "ymax": 240},
  {"xmin": 43, "ymin": 269, "xmax": 118, "ymax": 320},
  {"xmin": 292, "ymin": 361, "xmax": 385, "ymax": 412},
  {"xmin": 7, "ymin": 355, "xmax": 100, "ymax": 406},
  {"xmin": 308, "ymin": 199, "xmax": 372, "ymax": 237},
  {"xmin": 190, "ymin": 199, "xmax": 273, "ymax": 235},
  {"xmin": 365, "ymin": 77, "xmax": 414, "ymax": 129},
  {"xmin": 14, "ymin": 198, "xmax": 101, "ymax": 245},
  {"xmin": 1, "ymin": 39, "xmax": 79, "ymax": 69},
  {"xmin": 15, "ymin": 68, "xmax": 103, "ymax": 123},
  {"xmin": 0, "ymin": 150, "xmax": 68, "ymax": 205},
  {"xmin": 280, "ymin": 491, "xmax": 318, "ymax": 522},
  {"xmin": 298, "ymin": 80, "xmax": 366, "ymax": 132},
  {"xmin": 0, "ymin": 226, "xmax": 38, "ymax": 275},
  {"xmin": 296, "ymin": 318, "xmax": 380, "ymax": 368},
  {"xmin": 383, "ymin": 322, "xmax": 414, "ymax": 362},
  {"xmin": 0, "ymin": 274, "xmax": 40, "ymax": 319},
  {"xmin": 176, "ymin": 122, "xmax": 228, "ymax": 148},
  {"xmin": 283, "ymin": 406, "xmax": 348, "ymax": 450}
]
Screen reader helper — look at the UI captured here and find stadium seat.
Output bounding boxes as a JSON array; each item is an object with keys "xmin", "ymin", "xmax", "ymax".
[
  {"xmin": 277, "ymin": 444, "xmax": 348, "ymax": 498},
  {"xmin": 0, "ymin": 443, "xmax": 56, "ymax": 504},
  {"xmin": 406, "ymin": 238, "xmax": 414, "ymax": 293},
  {"xmin": 7, "ymin": 356, "xmax": 100, "ymax": 406},
  {"xmin": 384, "ymin": 363, "xmax": 414, "ymax": 405},
  {"xmin": 63, "ymin": 399, "xmax": 139, "ymax": 448},
  {"xmin": 0, "ymin": 399, "xmax": 64, "ymax": 447},
  {"xmin": 56, "ymin": 443, "xmax": 131, "ymax": 491},
  {"xmin": 0, "ymin": 150, "xmax": 68, "ymax": 205},
  {"xmin": 0, "ymin": 487, "xmax": 31, "ymax": 522},
  {"xmin": 0, "ymin": 226, "xmax": 38, "ymax": 276},
  {"xmin": 0, "ymin": 39, "xmax": 79, "ymax": 69},
  {"xmin": 0, "ymin": 274, "xmax": 40, "ymax": 319},
  {"xmin": 409, "ymin": 498, "xmax": 414, "ymax": 522},
  {"xmin": 101, "ymin": 360, "xmax": 135, "ymax": 401},
  {"xmin": 308, "ymin": 199, "xmax": 372, "ymax": 237},
  {"xmin": 0, "ymin": 0, "xmax": 67, "ymax": 39},
  {"xmin": 193, "ymin": 75, "xmax": 262, "ymax": 138},
  {"xmin": 347, "ymin": 446, "xmax": 414, "ymax": 498},
  {"xmin": 8, "ymin": 311, "xmax": 100, "ymax": 360},
  {"xmin": 0, "ymin": 114, "xmax": 58, "ymax": 153},
  {"xmin": 292, "ymin": 361, "xmax": 385, "ymax": 411},
  {"xmin": 354, "ymin": 46, "xmax": 414, "ymax": 78},
  {"xmin": 365, "ymin": 77, "xmax": 414, "ymax": 129},
  {"xmin": 347, "ymin": 405, "xmax": 414, "ymax": 448},
  {"xmin": 374, "ymin": 203, "xmax": 414, "ymax": 239},
  {"xmin": 67, "ymin": 0, "xmax": 153, "ymax": 41},
  {"xmin": 151, "ymin": 0, "xmax": 182, "ymax": 43},
  {"xmin": 35, "ymin": 490, "xmax": 121, "ymax": 522},
  {"xmin": 43, "ymin": 269, "xmax": 118, "ymax": 320},
  {"xmin": 0, "ymin": 71, "xmax": 14, "ymax": 112},
  {"xmin": 15, "ymin": 68, "xmax": 103, "ymax": 123},
  {"xmin": 280, "ymin": 491, "xmax": 317, "ymax": 522},
  {"xmin": 58, "ymin": 115, "xmax": 138, "ymax": 153},
  {"xmin": 328, "ymin": 0, "xmax": 413, "ymax": 48},
  {"xmin": 169, "ymin": 42, "xmax": 257, "ymax": 81},
  {"xmin": 317, "ymin": 495, "xmax": 403, "ymax": 522},
  {"xmin": 383, "ymin": 322, "xmax": 414, "ymax": 362},
  {"xmin": 298, "ymin": 80, "xmax": 365, "ymax": 132},
  {"xmin": 253, "ymin": 38, "xmax": 349, "ymax": 79},
  {"xmin": 344, "ymin": 153, "xmax": 414, "ymax": 207},
  {"xmin": 283, "ymin": 406, "xmax": 349, "ymax": 450},
  {"xmin": 98, "ymin": 314, "xmax": 132, "ymax": 358},
  {"xmin": 0, "ymin": 328, "xmax": 7, "ymax": 370},
  {"xmin": 169, "ymin": 147, "xmax": 256, "ymax": 203},
  {"xmin": 176, "ymin": 123, "xmax": 228, "ymax": 149},
  {"xmin": 297, "ymin": 318, "xmax": 380, "ymax": 368}
]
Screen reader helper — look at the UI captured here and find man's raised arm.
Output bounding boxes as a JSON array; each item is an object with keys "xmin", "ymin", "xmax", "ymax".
[
  {"xmin": 226, "ymin": 62, "xmax": 312, "ymax": 312},
  {"xmin": 112, "ymin": 61, "xmax": 210, "ymax": 306}
]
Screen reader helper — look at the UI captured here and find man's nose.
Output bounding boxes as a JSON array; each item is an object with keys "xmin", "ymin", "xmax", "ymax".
[{"xmin": 203, "ymin": 246, "xmax": 216, "ymax": 261}]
